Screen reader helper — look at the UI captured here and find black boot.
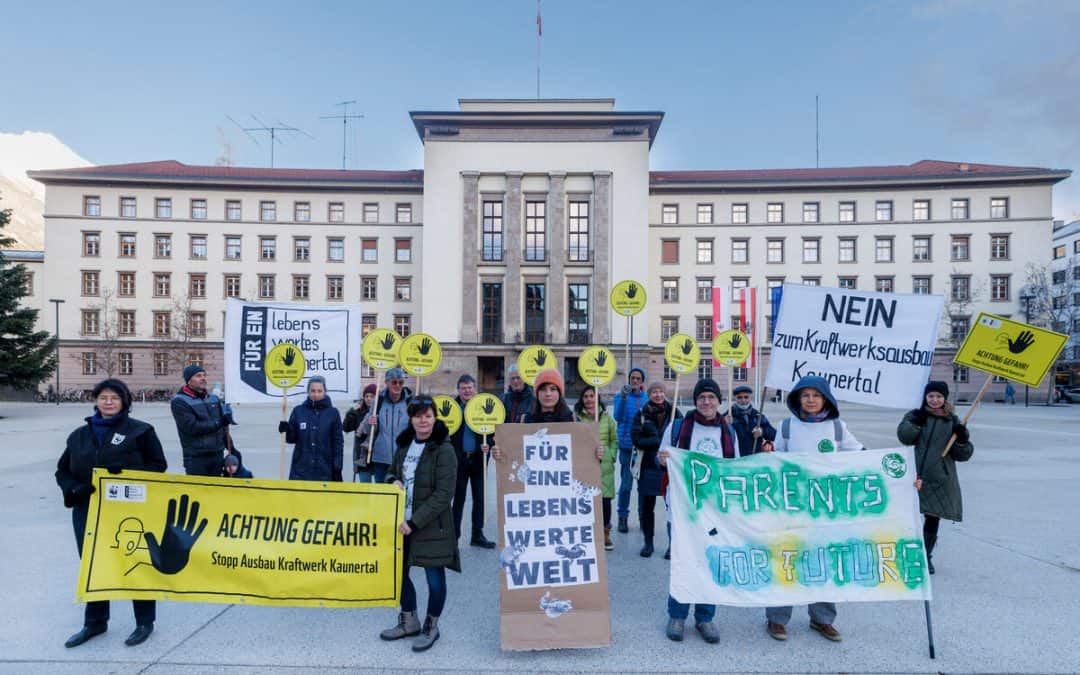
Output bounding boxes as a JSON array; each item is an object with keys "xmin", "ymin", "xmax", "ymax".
[
  {"xmin": 65, "ymin": 622, "xmax": 107, "ymax": 648},
  {"xmin": 639, "ymin": 510, "xmax": 655, "ymax": 557},
  {"xmin": 470, "ymin": 530, "xmax": 495, "ymax": 549},
  {"xmin": 925, "ymin": 532, "xmax": 937, "ymax": 575},
  {"xmin": 617, "ymin": 516, "xmax": 629, "ymax": 533}
]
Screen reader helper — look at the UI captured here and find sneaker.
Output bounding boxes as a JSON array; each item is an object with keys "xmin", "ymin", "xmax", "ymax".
[
  {"xmin": 810, "ymin": 620, "xmax": 842, "ymax": 642},
  {"xmin": 665, "ymin": 618, "xmax": 685, "ymax": 641},
  {"xmin": 380, "ymin": 611, "xmax": 421, "ymax": 640},
  {"xmin": 696, "ymin": 621, "xmax": 720, "ymax": 644},
  {"xmin": 617, "ymin": 517, "xmax": 629, "ymax": 534},
  {"xmin": 766, "ymin": 621, "xmax": 787, "ymax": 641}
]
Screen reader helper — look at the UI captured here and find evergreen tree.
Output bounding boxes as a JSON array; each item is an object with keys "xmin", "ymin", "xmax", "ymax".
[{"xmin": 0, "ymin": 206, "xmax": 57, "ymax": 389}]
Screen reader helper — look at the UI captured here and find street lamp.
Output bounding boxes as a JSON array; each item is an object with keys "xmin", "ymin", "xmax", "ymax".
[
  {"xmin": 49, "ymin": 298, "xmax": 64, "ymax": 405},
  {"xmin": 1020, "ymin": 292, "xmax": 1035, "ymax": 407}
]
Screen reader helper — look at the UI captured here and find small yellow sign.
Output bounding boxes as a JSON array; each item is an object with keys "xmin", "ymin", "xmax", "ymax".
[
  {"xmin": 433, "ymin": 395, "xmax": 463, "ymax": 436},
  {"xmin": 578, "ymin": 346, "xmax": 617, "ymax": 387},
  {"xmin": 517, "ymin": 346, "xmax": 556, "ymax": 386},
  {"xmin": 264, "ymin": 343, "xmax": 306, "ymax": 389},
  {"xmin": 610, "ymin": 280, "xmax": 647, "ymax": 317},
  {"xmin": 954, "ymin": 313, "xmax": 1068, "ymax": 387},
  {"xmin": 400, "ymin": 333, "xmax": 442, "ymax": 376},
  {"xmin": 664, "ymin": 333, "xmax": 701, "ymax": 375},
  {"xmin": 361, "ymin": 328, "xmax": 401, "ymax": 371},
  {"xmin": 712, "ymin": 329, "xmax": 751, "ymax": 366},
  {"xmin": 465, "ymin": 393, "xmax": 505, "ymax": 435}
]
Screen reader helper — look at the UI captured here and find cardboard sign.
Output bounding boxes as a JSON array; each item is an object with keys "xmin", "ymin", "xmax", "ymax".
[
  {"xmin": 434, "ymin": 395, "xmax": 463, "ymax": 435},
  {"xmin": 494, "ymin": 423, "xmax": 612, "ymax": 650},
  {"xmin": 954, "ymin": 313, "xmax": 1069, "ymax": 387},
  {"xmin": 399, "ymin": 333, "xmax": 442, "ymax": 376},
  {"xmin": 361, "ymin": 328, "xmax": 402, "ymax": 371},
  {"xmin": 577, "ymin": 346, "xmax": 617, "ymax": 387},
  {"xmin": 664, "ymin": 333, "xmax": 701, "ymax": 374},
  {"xmin": 711, "ymin": 329, "xmax": 751, "ymax": 366},
  {"xmin": 264, "ymin": 343, "xmax": 307, "ymax": 389},
  {"xmin": 76, "ymin": 470, "xmax": 403, "ymax": 607},
  {"xmin": 610, "ymin": 280, "xmax": 647, "ymax": 317},
  {"xmin": 465, "ymin": 393, "xmax": 505, "ymax": 435},
  {"xmin": 517, "ymin": 346, "xmax": 556, "ymax": 386}
]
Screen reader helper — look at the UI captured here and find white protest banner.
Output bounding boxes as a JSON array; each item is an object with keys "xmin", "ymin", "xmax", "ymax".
[
  {"xmin": 764, "ymin": 284, "xmax": 943, "ymax": 409},
  {"xmin": 224, "ymin": 298, "xmax": 363, "ymax": 404},
  {"xmin": 667, "ymin": 447, "xmax": 931, "ymax": 607}
]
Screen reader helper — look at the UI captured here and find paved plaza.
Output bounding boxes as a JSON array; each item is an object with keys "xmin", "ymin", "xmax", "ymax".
[{"xmin": 1, "ymin": 397, "xmax": 1077, "ymax": 673}]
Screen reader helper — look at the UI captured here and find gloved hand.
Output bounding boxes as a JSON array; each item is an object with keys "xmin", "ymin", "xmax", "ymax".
[
  {"xmin": 66, "ymin": 483, "xmax": 96, "ymax": 507},
  {"xmin": 278, "ymin": 421, "xmax": 290, "ymax": 434},
  {"xmin": 621, "ymin": 384, "xmax": 632, "ymax": 395},
  {"xmin": 953, "ymin": 423, "xmax": 970, "ymax": 443},
  {"xmin": 909, "ymin": 408, "xmax": 927, "ymax": 425},
  {"xmin": 332, "ymin": 470, "xmax": 343, "ymax": 482},
  {"xmin": 107, "ymin": 463, "xmax": 124, "ymax": 475}
]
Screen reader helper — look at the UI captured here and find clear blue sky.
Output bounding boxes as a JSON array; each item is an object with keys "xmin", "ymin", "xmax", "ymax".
[{"xmin": 4, "ymin": 0, "xmax": 1078, "ymax": 218}]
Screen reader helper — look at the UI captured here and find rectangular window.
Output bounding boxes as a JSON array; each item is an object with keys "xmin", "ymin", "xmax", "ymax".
[
  {"xmin": 951, "ymin": 198, "xmax": 969, "ymax": 220},
  {"xmin": 188, "ymin": 311, "xmax": 206, "ymax": 337},
  {"xmin": 661, "ymin": 278, "xmax": 679, "ymax": 303},
  {"xmin": 81, "ymin": 310, "xmax": 99, "ymax": 335},
  {"xmin": 950, "ymin": 316, "xmax": 971, "ymax": 343},
  {"xmin": 260, "ymin": 237, "xmax": 276, "ymax": 261},
  {"xmin": 661, "ymin": 317, "xmax": 679, "ymax": 341},
  {"xmin": 662, "ymin": 239, "xmax": 679, "ymax": 264},
  {"xmin": 838, "ymin": 237, "xmax": 856, "ymax": 263},
  {"xmin": 362, "ymin": 238, "xmax": 378, "ymax": 262},
  {"xmin": 525, "ymin": 201, "xmax": 546, "ymax": 261},
  {"xmin": 875, "ymin": 276, "xmax": 894, "ymax": 293},
  {"xmin": 802, "ymin": 238, "xmax": 820, "ymax": 263},
  {"xmin": 81, "ymin": 271, "xmax": 99, "ymax": 296},
  {"xmin": 118, "ymin": 352, "xmax": 133, "ymax": 376},
  {"xmin": 568, "ymin": 201, "xmax": 590, "ymax": 261},
  {"xmin": 294, "ymin": 201, "xmax": 311, "ymax": 222},
  {"xmin": 951, "ymin": 235, "xmax": 970, "ymax": 261},
  {"xmin": 731, "ymin": 239, "xmax": 748, "ymax": 263},
  {"xmin": 662, "ymin": 204, "xmax": 678, "ymax": 224},
  {"xmin": 990, "ymin": 197, "xmax": 1009, "ymax": 219},
  {"xmin": 361, "ymin": 276, "xmax": 377, "ymax": 301},
  {"xmin": 912, "ymin": 236, "xmax": 931, "ymax": 262},
  {"xmin": 698, "ymin": 358, "xmax": 713, "ymax": 381},
  {"xmin": 697, "ymin": 203, "xmax": 713, "ymax": 224},
  {"xmin": 82, "ymin": 352, "xmax": 97, "ymax": 375},
  {"xmin": 153, "ymin": 311, "xmax": 170, "ymax": 337},
  {"xmin": 225, "ymin": 236, "xmax": 241, "ymax": 260},
  {"xmin": 154, "ymin": 272, "xmax": 171, "ymax": 297},
  {"xmin": 258, "ymin": 274, "xmax": 275, "ymax": 299},
  {"xmin": 1052, "ymin": 269, "xmax": 1067, "ymax": 284},
  {"xmin": 990, "ymin": 234, "xmax": 1010, "ymax": 260},
  {"xmin": 767, "ymin": 238, "xmax": 784, "ymax": 263},
  {"xmin": 83, "ymin": 232, "xmax": 100, "ymax": 257},
  {"xmin": 189, "ymin": 273, "xmax": 206, "ymax": 298},
  {"xmin": 119, "ymin": 233, "xmax": 136, "ymax": 257},
  {"xmin": 913, "ymin": 276, "xmax": 931, "ymax": 295},
  {"xmin": 327, "ymin": 238, "xmax": 344, "ymax": 262},
  {"xmin": 363, "ymin": 203, "xmax": 378, "ymax": 223},
  {"xmin": 395, "ymin": 238, "xmax": 412, "ymax": 263},
  {"xmin": 990, "ymin": 274, "xmax": 1010, "ymax": 301},
  {"xmin": 259, "ymin": 201, "xmax": 276, "ymax": 221},
  {"xmin": 875, "ymin": 237, "xmax": 894, "ymax": 262},
  {"xmin": 483, "ymin": 200, "xmax": 504, "ymax": 262},
  {"xmin": 328, "ymin": 202, "xmax": 345, "ymax": 223},
  {"xmin": 23, "ymin": 271, "xmax": 32, "ymax": 295},
  {"xmin": 226, "ymin": 200, "xmax": 242, "ymax": 221},
  {"xmin": 327, "ymin": 275, "xmax": 344, "ymax": 300},
  {"xmin": 732, "ymin": 367, "xmax": 748, "ymax": 382},
  {"xmin": 953, "ymin": 364, "xmax": 969, "ymax": 383},
  {"xmin": 361, "ymin": 314, "xmax": 377, "ymax": 336},
  {"xmin": 731, "ymin": 203, "xmax": 748, "ymax": 224},
  {"xmin": 293, "ymin": 275, "xmax": 310, "ymax": 300},
  {"xmin": 190, "ymin": 199, "xmax": 207, "ymax": 220},
  {"xmin": 394, "ymin": 314, "xmax": 412, "ymax": 338},
  {"xmin": 951, "ymin": 275, "xmax": 971, "ymax": 302},
  {"xmin": 839, "ymin": 201, "xmax": 856, "ymax": 223},
  {"xmin": 83, "ymin": 195, "xmax": 101, "ymax": 216},
  {"xmin": 802, "ymin": 202, "xmax": 819, "ymax": 224},
  {"xmin": 120, "ymin": 196, "xmax": 136, "ymax": 218},
  {"xmin": 1053, "ymin": 245, "xmax": 1066, "ymax": 260},
  {"xmin": 155, "ymin": 198, "xmax": 172, "ymax": 219},
  {"xmin": 696, "ymin": 239, "xmax": 713, "ymax": 264},
  {"xmin": 695, "ymin": 317, "xmax": 712, "ymax": 342},
  {"xmin": 482, "ymin": 282, "xmax": 503, "ymax": 343},
  {"xmin": 838, "ymin": 277, "xmax": 857, "ymax": 290},
  {"xmin": 294, "ymin": 237, "xmax": 311, "ymax": 262},
  {"xmin": 802, "ymin": 277, "xmax": 821, "ymax": 286},
  {"xmin": 696, "ymin": 278, "xmax": 713, "ymax": 303},
  {"xmin": 1052, "ymin": 294, "xmax": 1067, "ymax": 310},
  {"xmin": 394, "ymin": 277, "xmax": 412, "ymax": 302},
  {"xmin": 525, "ymin": 283, "xmax": 546, "ymax": 343},
  {"xmin": 154, "ymin": 352, "xmax": 169, "ymax": 376},
  {"xmin": 568, "ymin": 283, "xmax": 590, "ymax": 344},
  {"xmin": 766, "ymin": 202, "xmax": 784, "ymax": 223},
  {"xmin": 875, "ymin": 200, "xmax": 893, "ymax": 221},
  {"xmin": 395, "ymin": 203, "xmax": 412, "ymax": 223},
  {"xmin": 224, "ymin": 274, "xmax": 241, "ymax": 298},
  {"xmin": 118, "ymin": 272, "xmax": 136, "ymax": 297},
  {"xmin": 913, "ymin": 199, "xmax": 930, "ymax": 221},
  {"xmin": 189, "ymin": 235, "xmax": 207, "ymax": 259},
  {"xmin": 155, "ymin": 234, "xmax": 172, "ymax": 258},
  {"xmin": 663, "ymin": 365, "xmax": 677, "ymax": 381}
]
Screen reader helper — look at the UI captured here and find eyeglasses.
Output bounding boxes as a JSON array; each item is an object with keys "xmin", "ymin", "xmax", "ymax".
[
  {"xmin": 409, "ymin": 396, "xmax": 435, "ymax": 407},
  {"xmin": 387, "ymin": 379, "xmax": 405, "ymax": 385}
]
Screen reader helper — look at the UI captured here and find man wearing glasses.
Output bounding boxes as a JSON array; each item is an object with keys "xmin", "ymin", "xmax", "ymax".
[
  {"xmin": 499, "ymin": 364, "xmax": 536, "ymax": 424},
  {"xmin": 366, "ymin": 367, "xmax": 412, "ymax": 483}
]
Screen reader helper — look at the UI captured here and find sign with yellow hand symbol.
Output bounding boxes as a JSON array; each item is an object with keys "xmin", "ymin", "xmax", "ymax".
[
  {"xmin": 610, "ymin": 280, "xmax": 647, "ymax": 316},
  {"xmin": 400, "ymin": 333, "xmax": 442, "ymax": 376},
  {"xmin": 954, "ymin": 313, "xmax": 1068, "ymax": 387},
  {"xmin": 578, "ymin": 346, "xmax": 617, "ymax": 387},
  {"xmin": 664, "ymin": 333, "xmax": 700, "ymax": 374},
  {"xmin": 264, "ymin": 343, "xmax": 306, "ymax": 388},
  {"xmin": 711, "ymin": 329, "xmax": 751, "ymax": 367},
  {"xmin": 433, "ymin": 395, "xmax": 463, "ymax": 435}
]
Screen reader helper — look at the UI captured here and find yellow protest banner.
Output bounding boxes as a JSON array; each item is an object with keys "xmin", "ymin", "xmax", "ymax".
[
  {"xmin": 517, "ymin": 346, "xmax": 556, "ymax": 386},
  {"xmin": 610, "ymin": 280, "xmax": 647, "ymax": 317},
  {"xmin": 400, "ymin": 333, "xmax": 442, "ymax": 376},
  {"xmin": 954, "ymin": 313, "xmax": 1068, "ymax": 387},
  {"xmin": 711, "ymin": 329, "xmax": 751, "ymax": 366},
  {"xmin": 264, "ymin": 342, "xmax": 306, "ymax": 388},
  {"xmin": 578, "ymin": 346, "xmax": 617, "ymax": 387},
  {"xmin": 433, "ymin": 394, "xmax": 463, "ymax": 435},
  {"xmin": 76, "ymin": 470, "xmax": 403, "ymax": 608},
  {"xmin": 664, "ymin": 333, "xmax": 700, "ymax": 374},
  {"xmin": 361, "ymin": 328, "xmax": 402, "ymax": 371}
]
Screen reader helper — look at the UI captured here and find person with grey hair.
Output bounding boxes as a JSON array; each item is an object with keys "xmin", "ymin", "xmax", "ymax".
[
  {"xmin": 365, "ymin": 367, "xmax": 413, "ymax": 482},
  {"xmin": 278, "ymin": 375, "xmax": 344, "ymax": 481},
  {"xmin": 499, "ymin": 363, "xmax": 536, "ymax": 423}
]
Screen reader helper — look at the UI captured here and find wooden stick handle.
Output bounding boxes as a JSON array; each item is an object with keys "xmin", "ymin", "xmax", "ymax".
[
  {"xmin": 367, "ymin": 382, "xmax": 382, "ymax": 464},
  {"xmin": 942, "ymin": 373, "xmax": 992, "ymax": 458},
  {"xmin": 279, "ymin": 389, "xmax": 287, "ymax": 479}
]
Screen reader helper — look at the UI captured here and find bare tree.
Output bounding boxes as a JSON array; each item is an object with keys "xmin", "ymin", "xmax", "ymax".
[
  {"xmin": 939, "ymin": 269, "xmax": 985, "ymax": 348},
  {"xmin": 1023, "ymin": 261, "xmax": 1080, "ymax": 399},
  {"xmin": 75, "ymin": 288, "xmax": 124, "ymax": 377},
  {"xmin": 154, "ymin": 294, "xmax": 212, "ymax": 373}
]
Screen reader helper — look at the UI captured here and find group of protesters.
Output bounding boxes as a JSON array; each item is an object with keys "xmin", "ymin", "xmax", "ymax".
[{"xmin": 55, "ymin": 360, "xmax": 973, "ymax": 651}]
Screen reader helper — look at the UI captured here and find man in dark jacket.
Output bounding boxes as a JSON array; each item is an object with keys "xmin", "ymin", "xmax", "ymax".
[
  {"xmin": 725, "ymin": 385, "xmax": 777, "ymax": 455},
  {"xmin": 170, "ymin": 365, "xmax": 235, "ymax": 476},
  {"xmin": 450, "ymin": 374, "xmax": 494, "ymax": 548},
  {"xmin": 500, "ymin": 364, "xmax": 535, "ymax": 423}
]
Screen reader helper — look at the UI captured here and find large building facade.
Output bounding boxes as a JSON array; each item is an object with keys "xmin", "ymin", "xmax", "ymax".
[{"xmin": 28, "ymin": 99, "xmax": 1071, "ymax": 401}]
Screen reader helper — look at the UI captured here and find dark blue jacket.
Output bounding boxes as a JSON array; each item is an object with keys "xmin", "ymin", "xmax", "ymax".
[
  {"xmin": 725, "ymin": 405, "xmax": 777, "ymax": 455},
  {"xmin": 286, "ymin": 396, "xmax": 344, "ymax": 481}
]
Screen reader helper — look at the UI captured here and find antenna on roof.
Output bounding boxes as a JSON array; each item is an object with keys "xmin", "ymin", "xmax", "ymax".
[
  {"xmin": 226, "ymin": 114, "xmax": 312, "ymax": 167},
  {"xmin": 320, "ymin": 100, "xmax": 365, "ymax": 169}
]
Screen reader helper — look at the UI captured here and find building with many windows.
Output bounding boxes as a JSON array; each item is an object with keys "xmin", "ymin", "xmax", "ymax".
[
  {"xmin": 1051, "ymin": 219, "xmax": 1080, "ymax": 384},
  {"xmin": 28, "ymin": 98, "xmax": 1070, "ymax": 400}
]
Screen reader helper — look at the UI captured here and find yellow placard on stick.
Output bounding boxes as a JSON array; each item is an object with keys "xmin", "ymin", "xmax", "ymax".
[
  {"xmin": 400, "ymin": 333, "xmax": 442, "ymax": 376},
  {"xmin": 712, "ymin": 329, "xmax": 751, "ymax": 366},
  {"xmin": 954, "ymin": 313, "xmax": 1068, "ymax": 387},
  {"xmin": 517, "ymin": 345, "xmax": 556, "ymax": 386},
  {"xmin": 664, "ymin": 333, "xmax": 701, "ymax": 374},
  {"xmin": 578, "ymin": 346, "xmax": 617, "ymax": 387},
  {"xmin": 610, "ymin": 280, "xmax": 647, "ymax": 317},
  {"xmin": 264, "ymin": 343, "xmax": 306, "ymax": 388},
  {"xmin": 361, "ymin": 328, "xmax": 402, "ymax": 371},
  {"xmin": 433, "ymin": 395, "xmax": 463, "ymax": 435},
  {"xmin": 76, "ymin": 470, "xmax": 403, "ymax": 608},
  {"xmin": 465, "ymin": 393, "xmax": 505, "ymax": 435}
]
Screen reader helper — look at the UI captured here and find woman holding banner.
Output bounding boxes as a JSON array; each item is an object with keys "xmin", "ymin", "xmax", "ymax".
[
  {"xmin": 574, "ymin": 384, "xmax": 619, "ymax": 551},
  {"xmin": 489, "ymin": 370, "xmax": 582, "ymax": 460},
  {"xmin": 896, "ymin": 381, "xmax": 974, "ymax": 575},
  {"xmin": 381, "ymin": 396, "xmax": 460, "ymax": 652},
  {"xmin": 763, "ymin": 375, "xmax": 862, "ymax": 643},
  {"xmin": 630, "ymin": 382, "xmax": 682, "ymax": 560},
  {"xmin": 55, "ymin": 378, "xmax": 167, "ymax": 648},
  {"xmin": 280, "ymin": 376, "xmax": 344, "ymax": 482}
]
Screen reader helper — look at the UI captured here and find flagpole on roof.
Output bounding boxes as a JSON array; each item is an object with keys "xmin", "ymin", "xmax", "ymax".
[{"xmin": 536, "ymin": 0, "xmax": 542, "ymax": 98}]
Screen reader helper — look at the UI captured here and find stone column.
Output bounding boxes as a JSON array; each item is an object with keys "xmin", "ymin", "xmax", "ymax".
[
  {"xmin": 505, "ymin": 173, "xmax": 523, "ymax": 343},
  {"xmin": 461, "ymin": 172, "xmax": 480, "ymax": 343},
  {"xmin": 547, "ymin": 172, "xmax": 566, "ymax": 343},
  {"xmin": 593, "ymin": 171, "xmax": 612, "ymax": 343}
]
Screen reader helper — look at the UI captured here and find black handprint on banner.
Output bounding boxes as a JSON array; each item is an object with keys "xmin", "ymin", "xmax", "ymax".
[
  {"xmin": 439, "ymin": 400, "xmax": 453, "ymax": 417},
  {"xmin": 482, "ymin": 398, "xmax": 496, "ymax": 415},
  {"xmin": 728, "ymin": 333, "xmax": 742, "ymax": 349},
  {"xmin": 625, "ymin": 283, "xmax": 639, "ymax": 299},
  {"xmin": 594, "ymin": 351, "xmax": 607, "ymax": 367},
  {"xmin": 380, "ymin": 333, "xmax": 396, "ymax": 351},
  {"xmin": 281, "ymin": 346, "xmax": 297, "ymax": 367},
  {"xmin": 533, "ymin": 350, "xmax": 547, "ymax": 366},
  {"xmin": 418, "ymin": 337, "xmax": 433, "ymax": 355},
  {"xmin": 144, "ymin": 494, "xmax": 207, "ymax": 575},
  {"xmin": 1007, "ymin": 330, "xmax": 1035, "ymax": 354},
  {"xmin": 681, "ymin": 338, "xmax": 694, "ymax": 355}
]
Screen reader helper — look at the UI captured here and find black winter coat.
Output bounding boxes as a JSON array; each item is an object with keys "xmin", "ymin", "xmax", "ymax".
[
  {"xmin": 343, "ymin": 402, "xmax": 374, "ymax": 470},
  {"xmin": 501, "ymin": 385, "xmax": 536, "ymax": 423},
  {"xmin": 286, "ymin": 396, "xmax": 344, "ymax": 481},
  {"xmin": 56, "ymin": 415, "xmax": 167, "ymax": 508},
  {"xmin": 170, "ymin": 389, "xmax": 228, "ymax": 460},
  {"xmin": 449, "ymin": 396, "xmax": 485, "ymax": 467},
  {"xmin": 630, "ymin": 401, "xmax": 683, "ymax": 497},
  {"xmin": 725, "ymin": 406, "xmax": 777, "ymax": 456}
]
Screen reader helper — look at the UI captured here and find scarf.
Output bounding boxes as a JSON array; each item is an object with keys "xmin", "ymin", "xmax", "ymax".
[
  {"xmin": 89, "ymin": 411, "xmax": 127, "ymax": 448},
  {"xmin": 182, "ymin": 385, "xmax": 206, "ymax": 399},
  {"xmin": 799, "ymin": 409, "xmax": 830, "ymax": 423}
]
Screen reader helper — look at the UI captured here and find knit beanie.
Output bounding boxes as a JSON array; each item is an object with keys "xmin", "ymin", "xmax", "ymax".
[
  {"xmin": 924, "ymin": 380, "xmax": 949, "ymax": 400},
  {"xmin": 693, "ymin": 378, "xmax": 722, "ymax": 402},
  {"xmin": 363, "ymin": 383, "xmax": 377, "ymax": 396},
  {"xmin": 533, "ymin": 368, "xmax": 565, "ymax": 397},
  {"xmin": 182, "ymin": 364, "xmax": 206, "ymax": 383}
]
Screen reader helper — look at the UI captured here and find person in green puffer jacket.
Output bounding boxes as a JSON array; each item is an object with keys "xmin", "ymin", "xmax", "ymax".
[
  {"xmin": 574, "ymin": 384, "xmax": 619, "ymax": 552},
  {"xmin": 897, "ymin": 380, "xmax": 974, "ymax": 575}
]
